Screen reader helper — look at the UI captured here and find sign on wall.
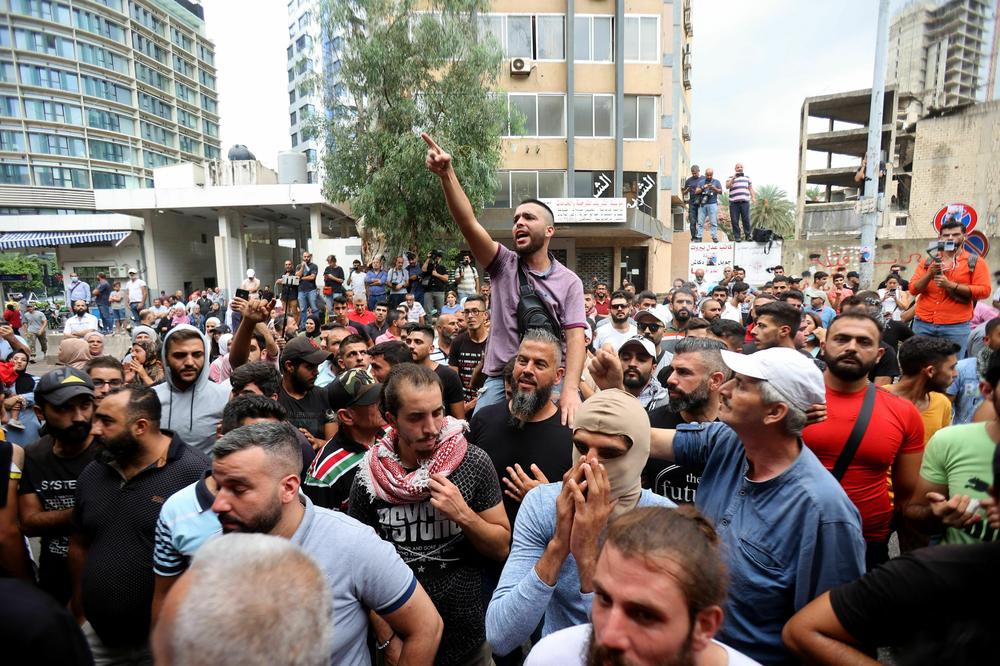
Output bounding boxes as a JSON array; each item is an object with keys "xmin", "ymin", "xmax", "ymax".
[
  {"xmin": 541, "ymin": 198, "xmax": 627, "ymax": 224},
  {"xmin": 734, "ymin": 241, "xmax": 783, "ymax": 287},
  {"xmin": 688, "ymin": 242, "xmax": 735, "ymax": 284}
]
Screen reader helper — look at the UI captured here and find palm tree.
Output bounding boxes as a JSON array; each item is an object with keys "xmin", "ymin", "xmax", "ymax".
[
  {"xmin": 805, "ymin": 186, "xmax": 824, "ymax": 203},
  {"xmin": 751, "ymin": 185, "xmax": 796, "ymax": 238}
]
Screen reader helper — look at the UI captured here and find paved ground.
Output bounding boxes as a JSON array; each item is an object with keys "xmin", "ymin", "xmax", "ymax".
[{"xmin": 28, "ymin": 331, "xmax": 132, "ymax": 376}]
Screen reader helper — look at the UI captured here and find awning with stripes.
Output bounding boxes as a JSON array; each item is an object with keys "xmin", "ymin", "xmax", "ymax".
[{"xmin": 0, "ymin": 230, "xmax": 131, "ymax": 250}]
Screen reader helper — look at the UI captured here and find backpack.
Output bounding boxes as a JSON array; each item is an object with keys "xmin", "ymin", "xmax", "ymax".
[
  {"xmin": 516, "ymin": 261, "xmax": 562, "ymax": 341},
  {"xmin": 751, "ymin": 228, "xmax": 782, "ymax": 253}
]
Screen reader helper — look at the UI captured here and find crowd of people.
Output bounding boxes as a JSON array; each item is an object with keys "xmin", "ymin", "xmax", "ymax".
[{"xmin": 0, "ymin": 133, "xmax": 998, "ymax": 666}]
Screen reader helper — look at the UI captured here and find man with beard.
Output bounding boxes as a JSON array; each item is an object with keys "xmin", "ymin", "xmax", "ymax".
[
  {"xmin": 838, "ymin": 293, "xmax": 910, "ymax": 385},
  {"xmin": 425, "ymin": 133, "xmax": 586, "ymax": 425},
  {"xmin": 487, "ymin": 390, "xmax": 674, "ymax": 657},
  {"xmin": 525, "ymin": 507, "xmax": 759, "ymax": 666},
  {"xmin": 593, "ymin": 282, "xmax": 611, "ymax": 318},
  {"xmin": 153, "ymin": 326, "xmax": 230, "ymax": 455},
  {"xmin": 590, "ymin": 345, "xmax": 864, "ymax": 664},
  {"xmin": 593, "ymin": 291, "xmax": 636, "ymax": 350},
  {"xmin": 802, "ymin": 313, "xmax": 925, "ymax": 570},
  {"xmin": 751, "ymin": 301, "xmax": 800, "ymax": 351},
  {"xmin": 635, "ymin": 307, "xmax": 672, "ymax": 379},
  {"xmin": 277, "ymin": 336, "xmax": 336, "ymax": 448},
  {"xmin": 662, "ymin": 289, "xmax": 696, "ymax": 355},
  {"xmin": 449, "ymin": 295, "xmax": 490, "ymax": 411},
  {"xmin": 644, "ymin": 338, "xmax": 729, "ymax": 505},
  {"xmin": 885, "ymin": 336, "xmax": 959, "ymax": 443},
  {"xmin": 470, "ymin": 329, "xmax": 574, "ymax": 529},
  {"xmin": 351, "ymin": 364, "xmax": 510, "ymax": 665},
  {"xmin": 62, "ymin": 300, "xmax": 100, "ymax": 339},
  {"xmin": 210, "ymin": 421, "xmax": 443, "ymax": 665},
  {"xmin": 406, "ymin": 324, "xmax": 465, "ymax": 418},
  {"xmin": 69, "ymin": 386, "xmax": 209, "ymax": 661},
  {"xmin": 431, "ymin": 313, "xmax": 459, "ymax": 364},
  {"xmin": 617, "ymin": 336, "xmax": 669, "ymax": 411},
  {"xmin": 700, "ymin": 297, "xmax": 724, "ymax": 322},
  {"xmin": 18, "ymin": 369, "xmax": 100, "ymax": 604}
]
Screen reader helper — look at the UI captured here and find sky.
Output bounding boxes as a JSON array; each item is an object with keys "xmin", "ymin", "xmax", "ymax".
[{"xmin": 201, "ymin": 0, "xmax": 906, "ymax": 196}]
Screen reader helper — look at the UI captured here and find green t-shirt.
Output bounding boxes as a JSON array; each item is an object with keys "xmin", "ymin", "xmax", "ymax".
[{"xmin": 920, "ymin": 422, "xmax": 998, "ymax": 545}]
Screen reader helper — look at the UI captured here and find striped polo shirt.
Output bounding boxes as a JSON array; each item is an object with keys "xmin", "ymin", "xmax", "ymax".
[
  {"xmin": 153, "ymin": 470, "xmax": 221, "ymax": 577},
  {"xmin": 728, "ymin": 175, "xmax": 753, "ymax": 202}
]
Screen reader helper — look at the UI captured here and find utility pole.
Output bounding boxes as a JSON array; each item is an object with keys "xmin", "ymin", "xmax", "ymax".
[{"xmin": 859, "ymin": 0, "xmax": 890, "ymax": 289}]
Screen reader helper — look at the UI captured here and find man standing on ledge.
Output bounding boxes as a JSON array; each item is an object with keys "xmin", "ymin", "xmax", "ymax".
[{"xmin": 424, "ymin": 133, "xmax": 586, "ymax": 426}]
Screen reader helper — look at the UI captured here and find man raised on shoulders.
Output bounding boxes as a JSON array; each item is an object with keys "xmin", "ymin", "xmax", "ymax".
[{"xmin": 424, "ymin": 133, "xmax": 586, "ymax": 426}]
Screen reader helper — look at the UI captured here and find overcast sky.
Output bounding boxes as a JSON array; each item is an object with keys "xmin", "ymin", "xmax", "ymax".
[{"xmin": 202, "ymin": 0, "xmax": 904, "ymax": 197}]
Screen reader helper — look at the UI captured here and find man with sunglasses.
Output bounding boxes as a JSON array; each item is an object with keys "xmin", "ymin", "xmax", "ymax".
[
  {"xmin": 593, "ymin": 291, "xmax": 636, "ymax": 351},
  {"xmin": 635, "ymin": 307, "xmax": 673, "ymax": 380}
]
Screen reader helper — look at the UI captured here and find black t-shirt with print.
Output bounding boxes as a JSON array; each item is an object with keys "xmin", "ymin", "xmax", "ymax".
[
  {"xmin": 18, "ymin": 436, "xmax": 101, "ymax": 604},
  {"xmin": 641, "ymin": 407, "xmax": 704, "ymax": 505},
  {"xmin": 469, "ymin": 400, "xmax": 573, "ymax": 527},
  {"xmin": 349, "ymin": 445, "xmax": 502, "ymax": 666},
  {"xmin": 279, "ymin": 385, "xmax": 334, "ymax": 439},
  {"xmin": 447, "ymin": 332, "xmax": 487, "ymax": 401},
  {"xmin": 434, "ymin": 364, "xmax": 466, "ymax": 417}
]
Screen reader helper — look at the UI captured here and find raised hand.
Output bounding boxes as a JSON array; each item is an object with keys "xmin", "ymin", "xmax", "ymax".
[
  {"xmin": 422, "ymin": 133, "xmax": 452, "ymax": 177},
  {"xmin": 502, "ymin": 463, "xmax": 550, "ymax": 503},
  {"xmin": 588, "ymin": 343, "xmax": 624, "ymax": 391},
  {"xmin": 568, "ymin": 458, "xmax": 614, "ymax": 591},
  {"xmin": 241, "ymin": 298, "xmax": 274, "ymax": 326}
]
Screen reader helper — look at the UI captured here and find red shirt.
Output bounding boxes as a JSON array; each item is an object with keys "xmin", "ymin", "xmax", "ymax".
[
  {"xmin": 594, "ymin": 297, "xmax": 610, "ymax": 316},
  {"xmin": 802, "ymin": 385, "xmax": 924, "ymax": 542},
  {"xmin": 3, "ymin": 309, "xmax": 20, "ymax": 329},
  {"xmin": 347, "ymin": 309, "xmax": 376, "ymax": 326}
]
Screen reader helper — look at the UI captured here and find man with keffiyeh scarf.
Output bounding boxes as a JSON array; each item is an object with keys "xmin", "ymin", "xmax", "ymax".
[{"xmin": 350, "ymin": 363, "xmax": 510, "ymax": 666}]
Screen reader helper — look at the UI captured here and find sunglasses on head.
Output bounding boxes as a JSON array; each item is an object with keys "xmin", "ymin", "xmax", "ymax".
[{"xmin": 637, "ymin": 322, "xmax": 663, "ymax": 332}]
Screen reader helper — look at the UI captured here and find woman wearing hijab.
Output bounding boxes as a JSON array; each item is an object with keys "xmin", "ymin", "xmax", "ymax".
[
  {"xmin": 486, "ymin": 389, "xmax": 674, "ymax": 657},
  {"xmin": 56, "ymin": 338, "xmax": 92, "ymax": 370},
  {"xmin": 84, "ymin": 331, "xmax": 105, "ymax": 358},
  {"xmin": 299, "ymin": 314, "xmax": 321, "ymax": 339},
  {"xmin": 125, "ymin": 338, "xmax": 164, "ymax": 387}
]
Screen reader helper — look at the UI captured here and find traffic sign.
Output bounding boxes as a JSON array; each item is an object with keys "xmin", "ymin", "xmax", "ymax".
[
  {"xmin": 965, "ymin": 230, "xmax": 989, "ymax": 258},
  {"xmin": 932, "ymin": 203, "xmax": 977, "ymax": 234},
  {"xmin": 0, "ymin": 273, "xmax": 30, "ymax": 282}
]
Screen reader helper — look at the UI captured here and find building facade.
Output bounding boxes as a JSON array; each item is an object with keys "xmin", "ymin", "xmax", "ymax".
[{"xmin": 479, "ymin": 0, "xmax": 692, "ymax": 292}]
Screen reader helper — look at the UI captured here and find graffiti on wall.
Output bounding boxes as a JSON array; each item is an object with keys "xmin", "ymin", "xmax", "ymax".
[{"xmin": 809, "ymin": 245, "xmax": 925, "ymax": 270}]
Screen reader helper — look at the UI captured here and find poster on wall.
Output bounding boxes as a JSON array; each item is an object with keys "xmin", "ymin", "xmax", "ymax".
[
  {"xmin": 734, "ymin": 241, "xmax": 783, "ymax": 287},
  {"xmin": 688, "ymin": 242, "xmax": 735, "ymax": 284}
]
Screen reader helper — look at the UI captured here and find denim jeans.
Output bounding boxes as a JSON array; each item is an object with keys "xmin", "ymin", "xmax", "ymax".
[
  {"xmin": 129, "ymin": 303, "xmax": 142, "ymax": 323},
  {"xmin": 367, "ymin": 292, "xmax": 386, "ymax": 311},
  {"xmin": 730, "ymin": 200, "xmax": 751, "ymax": 240},
  {"xmin": 298, "ymin": 289, "xmax": 319, "ymax": 325},
  {"xmin": 688, "ymin": 203, "xmax": 701, "ymax": 240},
  {"xmin": 424, "ymin": 291, "xmax": 445, "ymax": 316},
  {"xmin": 98, "ymin": 304, "xmax": 113, "ymax": 332},
  {"xmin": 912, "ymin": 319, "xmax": 971, "ymax": 360},
  {"xmin": 697, "ymin": 203, "xmax": 719, "ymax": 241},
  {"xmin": 473, "ymin": 375, "xmax": 507, "ymax": 416}
]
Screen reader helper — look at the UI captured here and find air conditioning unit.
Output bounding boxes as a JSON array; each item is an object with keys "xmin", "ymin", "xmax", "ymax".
[{"xmin": 510, "ymin": 57, "xmax": 533, "ymax": 76}]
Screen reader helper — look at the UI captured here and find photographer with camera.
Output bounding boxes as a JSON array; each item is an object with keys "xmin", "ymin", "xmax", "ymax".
[
  {"xmin": 421, "ymin": 249, "xmax": 450, "ymax": 315},
  {"xmin": 909, "ymin": 219, "xmax": 991, "ymax": 358},
  {"xmin": 682, "ymin": 164, "xmax": 703, "ymax": 241},
  {"xmin": 695, "ymin": 168, "xmax": 722, "ymax": 243},
  {"xmin": 725, "ymin": 162, "xmax": 756, "ymax": 242}
]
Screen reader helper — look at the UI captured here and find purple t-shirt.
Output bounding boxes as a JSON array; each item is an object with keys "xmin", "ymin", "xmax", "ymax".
[{"xmin": 483, "ymin": 243, "xmax": 586, "ymax": 376}]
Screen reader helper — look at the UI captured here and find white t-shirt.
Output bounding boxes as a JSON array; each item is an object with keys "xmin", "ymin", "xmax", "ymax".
[
  {"xmin": 347, "ymin": 270, "xmax": 367, "ymax": 298},
  {"xmin": 404, "ymin": 300, "xmax": 426, "ymax": 322},
  {"xmin": 525, "ymin": 623, "xmax": 761, "ymax": 666},
  {"xmin": 593, "ymin": 323, "xmax": 636, "ymax": 351},
  {"xmin": 721, "ymin": 301, "xmax": 743, "ymax": 323},
  {"xmin": 63, "ymin": 313, "xmax": 100, "ymax": 336},
  {"xmin": 127, "ymin": 278, "xmax": 147, "ymax": 303}
]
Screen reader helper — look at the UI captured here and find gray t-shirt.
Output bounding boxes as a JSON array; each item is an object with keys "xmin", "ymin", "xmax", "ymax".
[
  {"xmin": 292, "ymin": 495, "xmax": 417, "ymax": 666},
  {"xmin": 22, "ymin": 310, "xmax": 46, "ymax": 334}
]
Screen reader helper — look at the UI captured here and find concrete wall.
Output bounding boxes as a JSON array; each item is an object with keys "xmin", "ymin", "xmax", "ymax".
[
  {"xmin": 909, "ymin": 100, "xmax": 1000, "ymax": 240},
  {"xmin": 779, "ymin": 238, "xmax": 936, "ymax": 284},
  {"xmin": 148, "ymin": 217, "xmax": 219, "ymax": 296},
  {"xmin": 58, "ymin": 235, "xmax": 143, "ymax": 280}
]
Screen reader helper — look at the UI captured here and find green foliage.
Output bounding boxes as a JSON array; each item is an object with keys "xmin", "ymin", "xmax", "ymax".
[
  {"xmin": 805, "ymin": 186, "xmax": 824, "ymax": 202},
  {"xmin": 318, "ymin": 0, "xmax": 506, "ymax": 253},
  {"xmin": 751, "ymin": 185, "xmax": 796, "ymax": 239},
  {"xmin": 0, "ymin": 253, "xmax": 51, "ymax": 293}
]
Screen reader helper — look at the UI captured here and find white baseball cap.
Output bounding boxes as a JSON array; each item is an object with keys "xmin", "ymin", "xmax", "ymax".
[
  {"xmin": 634, "ymin": 306, "xmax": 668, "ymax": 327},
  {"xmin": 616, "ymin": 335, "xmax": 657, "ymax": 359},
  {"xmin": 720, "ymin": 348, "xmax": 825, "ymax": 411}
]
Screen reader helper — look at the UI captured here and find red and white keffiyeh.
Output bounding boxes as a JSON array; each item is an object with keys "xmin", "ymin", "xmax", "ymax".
[{"xmin": 360, "ymin": 416, "xmax": 469, "ymax": 504}]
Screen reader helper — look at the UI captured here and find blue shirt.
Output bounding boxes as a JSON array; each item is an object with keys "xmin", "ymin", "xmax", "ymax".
[
  {"xmin": 674, "ymin": 422, "xmax": 865, "ymax": 665},
  {"xmin": 947, "ymin": 357, "xmax": 983, "ymax": 425},
  {"xmin": 684, "ymin": 175, "xmax": 702, "ymax": 204},
  {"xmin": 699, "ymin": 178, "xmax": 721, "ymax": 205},
  {"xmin": 153, "ymin": 472, "xmax": 221, "ymax": 577},
  {"xmin": 487, "ymin": 483, "xmax": 674, "ymax": 656},
  {"xmin": 407, "ymin": 263, "xmax": 424, "ymax": 299},
  {"xmin": 809, "ymin": 305, "xmax": 837, "ymax": 328},
  {"xmin": 365, "ymin": 269, "xmax": 387, "ymax": 298}
]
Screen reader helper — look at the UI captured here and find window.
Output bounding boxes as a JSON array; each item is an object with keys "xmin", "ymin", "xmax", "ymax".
[
  {"xmin": 73, "ymin": 8, "xmax": 125, "ymax": 43},
  {"xmin": 0, "ymin": 62, "xmax": 14, "ymax": 84},
  {"xmin": 289, "ymin": 111, "xmax": 297, "ymax": 126},
  {"xmin": 491, "ymin": 170, "xmax": 567, "ymax": 207},
  {"xmin": 300, "ymin": 104, "xmax": 316, "ymax": 118},
  {"xmin": 78, "ymin": 42, "xmax": 129, "ymax": 74},
  {"xmin": 290, "ymin": 132, "xmax": 298, "ymax": 146},
  {"xmin": 143, "ymin": 149, "xmax": 174, "ymax": 168},
  {"xmin": 92, "ymin": 171, "xmax": 137, "ymax": 189},
  {"xmin": 179, "ymin": 135, "xmax": 200, "ymax": 155},
  {"xmin": 34, "ymin": 165, "xmax": 89, "ymax": 188},
  {"xmin": 93, "ymin": 0, "xmax": 123, "ymax": 10},
  {"xmin": 201, "ymin": 95, "xmax": 218, "ymax": 114},
  {"xmin": 305, "ymin": 148, "xmax": 317, "ymax": 163},
  {"xmin": 129, "ymin": 1, "xmax": 164, "ymax": 36},
  {"xmin": 479, "ymin": 14, "xmax": 565, "ymax": 60},
  {"xmin": 624, "ymin": 16, "xmax": 658, "ymax": 62},
  {"xmin": 13, "ymin": 28, "xmax": 75, "ymax": 58},
  {"xmin": 203, "ymin": 119, "xmax": 219, "ymax": 137},
  {"xmin": 29, "ymin": 132, "xmax": 86, "ymax": 156},
  {"xmin": 139, "ymin": 92, "xmax": 172, "ymax": 120},
  {"xmin": 623, "ymin": 171, "xmax": 658, "ymax": 215},
  {"xmin": 0, "ymin": 129, "xmax": 24, "ymax": 151},
  {"xmin": 0, "ymin": 28, "xmax": 8, "ymax": 47},
  {"xmin": 19, "ymin": 63, "xmax": 78, "ymax": 92},
  {"xmin": 82, "ymin": 75, "xmax": 132, "ymax": 104},
  {"xmin": 287, "ymin": 45, "xmax": 294, "ymax": 60},
  {"xmin": 289, "ymin": 89, "xmax": 296, "ymax": 104},
  {"xmin": 574, "ymin": 15, "xmax": 613, "ymax": 62},
  {"xmin": 87, "ymin": 107, "xmax": 134, "ymax": 134},
  {"xmin": 173, "ymin": 55, "xmax": 195, "ymax": 79},
  {"xmin": 200, "ymin": 70, "xmax": 216, "ymax": 88},
  {"xmin": 0, "ymin": 97, "xmax": 19, "ymax": 118},
  {"xmin": 296, "ymin": 35, "xmax": 311, "ymax": 51},
  {"xmin": 574, "ymin": 171, "xmax": 615, "ymax": 199},
  {"xmin": 0, "ymin": 163, "xmax": 29, "ymax": 184},
  {"xmin": 140, "ymin": 120, "xmax": 174, "ymax": 146},
  {"xmin": 131, "ymin": 33, "xmax": 165, "ymax": 62},
  {"xmin": 13, "ymin": 0, "xmax": 71, "ymax": 24},
  {"xmin": 171, "ymin": 27, "xmax": 193, "ymax": 52},
  {"xmin": 89, "ymin": 138, "xmax": 131, "ymax": 163},
  {"xmin": 623, "ymin": 95, "xmax": 655, "ymax": 139},
  {"xmin": 573, "ymin": 94, "xmax": 613, "ymax": 137},
  {"xmin": 25, "ymin": 98, "xmax": 81, "ymax": 123},
  {"xmin": 177, "ymin": 108, "xmax": 198, "ymax": 130},
  {"xmin": 298, "ymin": 12, "xmax": 310, "ymax": 30},
  {"xmin": 204, "ymin": 144, "xmax": 220, "ymax": 159},
  {"xmin": 288, "ymin": 67, "xmax": 295, "ymax": 82},
  {"xmin": 136, "ymin": 63, "xmax": 170, "ymax": 92},
  {"xmin": 506, "ymin": 93, "xmax": 565, "ymax": 137},
  {"xmin": 175, "ymin": 82, "xmax": 196, "ymax": 104},
  {"xmin": 198, "ymin": 43, "xmax": 214, "ymax": 65}
]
